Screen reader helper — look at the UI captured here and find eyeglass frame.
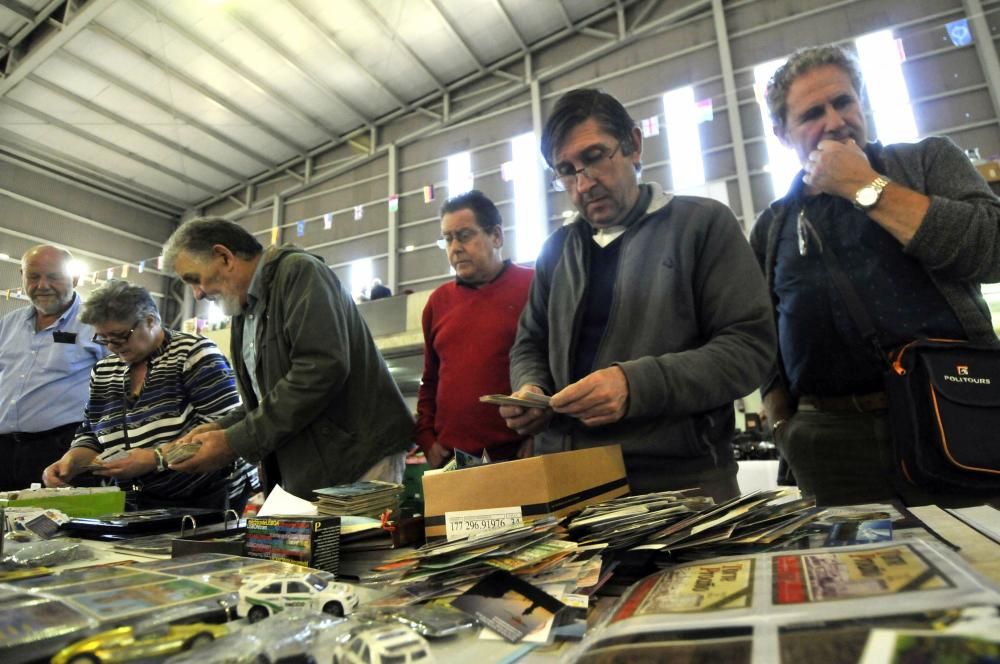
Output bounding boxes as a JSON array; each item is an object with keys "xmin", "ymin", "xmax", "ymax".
[
  {"xmin": 435, "ymin": 225, "xmax": 497, "ymax": 250},
  {"xmin": 550, "ymin": 142, "xmax": 623, "ymax": 192},
  {"xmin": 92, "ymin": 319, "xmax": 144, "ymax": 347}
]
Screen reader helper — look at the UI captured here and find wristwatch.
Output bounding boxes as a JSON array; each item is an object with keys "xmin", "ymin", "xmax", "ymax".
[{"xmin": 854, "ymin": 176, "xmax": 890, "ymax": 211}]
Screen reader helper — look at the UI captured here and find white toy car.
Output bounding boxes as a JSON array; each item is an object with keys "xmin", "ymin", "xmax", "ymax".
[
  {"xmin": 237, "ymin": 573, "xmax": 359, "ymax": 623},
  {"xmin": 332, "ymin": 625, "xmax": 434, "ymax": 664}
]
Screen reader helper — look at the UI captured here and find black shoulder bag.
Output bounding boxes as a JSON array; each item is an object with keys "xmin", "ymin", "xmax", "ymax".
[{"xmin": 806, "ymin": 213, "xmax": 1000, "ymax": 496}]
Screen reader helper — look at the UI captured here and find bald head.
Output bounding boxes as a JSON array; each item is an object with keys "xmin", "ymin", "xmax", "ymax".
[{"xmin": 21, "ymin": 245, "xmax": 77, "ymax": 317}]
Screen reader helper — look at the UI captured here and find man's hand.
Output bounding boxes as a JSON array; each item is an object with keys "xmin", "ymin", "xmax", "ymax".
[
  {"xmin": 95, "ymin": 449, "xmax": 157, "ymax": 480},
  {"xmin": 426, "ymin": 441, "xmax": 452, "ymax": 468},
  {"xmin": 500, "ymin": 385, "xmax": 551, "ymax": 436},
  {"xmin": 550, "ymin": 366, "xmax": 629, "ymax": 427},
  {"xmin": 167, "ymin": 422, "xmax": 222, "ymax": 449},
  {"xmin": 168, "ymin": 428, "xmax": 237, "ymax": 474},
  {"xmin": 803, "ymin": 138, "xmax": 878, "ymax": 199},
  {"xmin": 42, "ymin": 448, "xmax": 98, "ymax": 487}
]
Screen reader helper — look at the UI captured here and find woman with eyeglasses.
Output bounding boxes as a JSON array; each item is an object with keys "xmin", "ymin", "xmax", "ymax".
[{"xmin": 42, "ymin": 279, "xmax": 254, "ymax": 511}]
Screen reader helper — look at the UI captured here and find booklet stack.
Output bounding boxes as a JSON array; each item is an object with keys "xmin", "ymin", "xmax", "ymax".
[{"xmin": 313, "ymin": 480, "xmax": 404, "ymax": 519}]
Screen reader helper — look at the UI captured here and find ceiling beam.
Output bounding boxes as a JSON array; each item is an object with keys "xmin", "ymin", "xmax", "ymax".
[
  {"xmin": 132, "ymin": 0, "xmax": 345, "ymax": 141},
  {"xmin": 425, "ymin": 0, "xmax": 487, "ymax": 73},
  {"xmin": 0, "ymin": 0, "xmax": 116, "ymax": 95},
  {"xmin": 54, "ymin": 50, "xmax": 272, "ymax": 168},
  {"xmin": 0, "ymin": 131, "xmax": 185, "ymax": 216},
  {"xmin": 356, "ymin": 0, "xmax": 446, "ymax": 92},
  {"xmin": 1, "ymin": 97, "xmax": 216, "ymax": 194},
  {"xmin": 285, "ymin": 0, "xmax": 406, "ymax": 109},
  {"xmin": 26, "ymin": 74, "xmax": 247, "ymax": 182},
  {"xmin": 88, "ymin": 23, "xmax": 309, "ymax": 153},
  {"xmin": 195, "ymin": 0, "xmax": 647, "ymax": 212},
  {"xmin": 491, "ymin": 0, "xmax": 527, "ymax": 50},
  {"xmin": 226, "ymin": 7, "xmax": 374, "ymax": 128},
  {"xmin": 0, "ymin": 0, "xmax": 35, "ymax": 23}
]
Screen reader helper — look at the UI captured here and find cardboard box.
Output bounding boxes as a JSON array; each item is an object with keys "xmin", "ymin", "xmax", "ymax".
[
  {"xmin": 976, "ymin": 161, "xmax": 1000, "ymax": 182},
  {"xmin": 422, "ymin": 445, "xmax": 629, "ymax": 540}
]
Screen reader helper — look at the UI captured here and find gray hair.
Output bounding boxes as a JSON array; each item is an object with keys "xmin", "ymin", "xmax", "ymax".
[
  {"xmin": 163, "ymin": 216, "xmax": 263, "ymax": 273},
  {"xmin": 81, "ymin": 279, "xmax": 160, "ymax": 326},
  {"xmin": 766, "ymin": 44, "xmax": 864, "ymax": 130}
]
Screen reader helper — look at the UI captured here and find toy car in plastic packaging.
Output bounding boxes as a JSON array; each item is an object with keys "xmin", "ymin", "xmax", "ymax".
[{"xmin": 237, "ymin": 573, "xmax": 359, "ymax": 622}]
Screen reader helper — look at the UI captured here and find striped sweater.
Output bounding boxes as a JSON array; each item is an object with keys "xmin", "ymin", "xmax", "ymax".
[{"xmin": 71, "ymin": 329, "xmax": 248, "ymax": 505}]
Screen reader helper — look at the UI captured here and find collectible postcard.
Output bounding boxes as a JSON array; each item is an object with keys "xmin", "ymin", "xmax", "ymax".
[
  {"xmin": 479, "ymin": 393, "xmax": 552, "ymax": 408},
  {"xmin": 611, "ymin": 558, "xmax": 755, "ymax": 620},
  {"xmin": 772, "ymin": 544, "xmax": 953, "ymax": 605},
  {"xmin": 452, "ymin": 570, "xmax": 566, "ymax": 644},
  {"xmin": 67, "ymin": 578, "xmax": 226, "ymax": 620}
]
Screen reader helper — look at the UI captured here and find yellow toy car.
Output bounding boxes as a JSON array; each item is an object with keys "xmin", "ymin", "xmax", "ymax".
[{"xmin": 51, "ymin": 622, "xmax": 227, "ymax": 664}]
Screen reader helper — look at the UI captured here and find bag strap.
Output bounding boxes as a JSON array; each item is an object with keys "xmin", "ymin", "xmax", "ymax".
[{"xmin": 800, "ymin": 210, "xmax": 891, "ymax": 369}]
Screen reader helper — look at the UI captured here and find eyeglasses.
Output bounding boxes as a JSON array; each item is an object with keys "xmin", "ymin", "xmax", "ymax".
[
  {"xmin": 551, "ymin": 143, "xmax": 622, "ymax": 192},
  {"xmin": 436, "ymin": 227, "xmax": 487, "ymax": 250},
  {"xmin": 92, "ymin": 319, "xmax": 142, "ymax": 346}
]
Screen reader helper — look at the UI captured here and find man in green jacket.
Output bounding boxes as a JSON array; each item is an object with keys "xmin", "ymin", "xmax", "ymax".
[{"xmin": 162, "ymin": 218, "xmax": 413, "ymax": 499}]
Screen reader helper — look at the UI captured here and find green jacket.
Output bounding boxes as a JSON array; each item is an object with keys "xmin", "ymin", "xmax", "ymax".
[{"xmin": 217, "ymin": 245, "xmax": 413, "ymax": 498}]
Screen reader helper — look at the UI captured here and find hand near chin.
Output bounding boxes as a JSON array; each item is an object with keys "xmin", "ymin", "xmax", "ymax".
[{"xmin": 803, "ymin": 138, "xmax": 877, "ymax": 199}]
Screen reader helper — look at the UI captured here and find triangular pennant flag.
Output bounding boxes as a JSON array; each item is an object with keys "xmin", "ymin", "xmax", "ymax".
[
  {"xmin": 641, "ymin": 116, "xmax": 659, "ymax": 138},
  {"xmin": 106, "ymin": 268, "xmax": 114, "ymax": 280},
  {"xmin": 388, "ymin": 196, "xmax": 399, "ymax": 213},
  {"xmin": 296, "ymin": 220, "xmax": 305, "ymax": 237},
  {"xmin": 695, "ymin": 98, "xmax": 714, "ymax": 123},
  {"xmin": 92, "ymin": 271, "xmax": 99, "ymax": 283},
  {"xmin": 156, "ymin": 256, "xmax": 164, "ymax": 271},
  {"xmin": 323, "ymin": 212, "xmax": 333, "ymax": 230},
  {"xmin": 354, "ymin": 205, "xmax": 364, "ymax": 221},
  {"xmin": 138, "ymin": 260, "xmax": 145, "ymax": 274},
  {"xmin": 121, "ymin": 264, "xmax": 129, "ymax": 278},
  {"xmin": 423, "ymin": 185, "xmax": 435, "ymax": 203},
  {"xmin": 500, "ymin": 161, "xmax": 515, "ymax": 182},
  {"xmin": 271, "ymin": 226, "xmax": 279, "ymax": 245}
]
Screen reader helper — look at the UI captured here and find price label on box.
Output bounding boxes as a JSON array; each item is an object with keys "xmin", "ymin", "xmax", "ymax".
[{"xmin": 444, "ymin": 506, "xmax": 524, "ymax": 541}]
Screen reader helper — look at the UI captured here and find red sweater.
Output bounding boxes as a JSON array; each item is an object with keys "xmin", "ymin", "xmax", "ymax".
[{"xmin": 416, "ymin": 263, "xmax": 534, "ymax": 459}]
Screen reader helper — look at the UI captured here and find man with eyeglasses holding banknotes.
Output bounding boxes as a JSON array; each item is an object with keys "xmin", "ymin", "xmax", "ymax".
[{"xmin": 501, "ymin": 88, "xmax": 776, "ymax": 501}]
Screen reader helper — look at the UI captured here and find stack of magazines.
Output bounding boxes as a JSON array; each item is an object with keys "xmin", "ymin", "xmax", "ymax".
[{"xmin": 313, "ymin": 480, "xmax": 404, "ymax": 519}]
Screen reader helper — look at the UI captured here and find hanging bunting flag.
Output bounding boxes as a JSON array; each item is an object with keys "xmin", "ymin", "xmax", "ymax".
[
  {"xmin": 388, "ymin": 195, "xmax": 399, "ymax": 213},
  {"xmin": 121, "ymin": 264, "xmax": 129, "ymax": 278},
  {"xmin": 423, "ymin": 185, "xmax": 435, "ymax": 203},
  {"xmin": 271, "ymin": 226, "xmax": 279, "ymax": 245},
  {"xmin": 640, "ymin": 116, "xmax": 659, "ymax": 138},
  {"xmin": 323, "ymin": 212, "xmax": 333, "ymax": 230},
  {"xmin": 106, "ymin": 268, "xmax": 114, "ymax": 280},
  {"xmin": 695, "ymin": 98, "xmax": 714, "ymax": 124},
  {"xmin": 354, "ymin": 205, "xmax": 364, "ymax": 221},
  {"xmin": 15, "ymin": 287, "xmax": 23, "ymax": 298},
  {"xmin": 138, "ymin": 260, "xmax": 145, "ymax": 274},
  {"xmin": 947, "ymin": 19, "xmax": 973, "ymax": 47},
  {"xmin": 2, "ymin": 290, "xmax": 9, "ymax": 300},
  {"xmin": 92, "ymin": 271, "xmax": 100, "ymax": 284},
  {"xmin": 156, "ymin": 256, "xmax": 164, "ymax": 271},
  {"xmin": 500, "ymin": 161, "xmax": 515, "ymax": 182},
  {"xmin": 296, "ymin": 220, "xmax": 305, "ymax": 237}
]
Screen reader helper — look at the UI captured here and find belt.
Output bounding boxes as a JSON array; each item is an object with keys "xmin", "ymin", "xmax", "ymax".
[
  {"xmin": 798, "ymin": 391, "xmax": 888, "ymax": 413},
  {"xmin": 1, "ymin": 422, "xmax": 80, "ymax": 443}
]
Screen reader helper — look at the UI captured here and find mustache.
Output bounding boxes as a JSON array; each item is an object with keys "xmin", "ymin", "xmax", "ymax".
[{"xmin": 580, "ymin": 186, "xmax": 610, "ymax": 204}]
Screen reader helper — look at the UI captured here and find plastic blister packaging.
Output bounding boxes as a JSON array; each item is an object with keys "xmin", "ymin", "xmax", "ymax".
[{"xmin": 3, "ymin": 538, "xmax": 93, "ymax": 567}]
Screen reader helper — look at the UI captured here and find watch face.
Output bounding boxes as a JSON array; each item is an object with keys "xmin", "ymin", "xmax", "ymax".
[{"xmin": 856, "ymin": 186, "xmax": 878, "ymax": 207}]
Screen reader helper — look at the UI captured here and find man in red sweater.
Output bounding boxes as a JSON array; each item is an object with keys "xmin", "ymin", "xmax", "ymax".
[{"xmin": 416, "ymin": 190, "xmax": 535, "ymax": 468}]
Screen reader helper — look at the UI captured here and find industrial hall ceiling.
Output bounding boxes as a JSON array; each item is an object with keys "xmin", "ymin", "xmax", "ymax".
[{"xmin": 0, "ymin": 0, "xmax": 646, "ymax": 218}]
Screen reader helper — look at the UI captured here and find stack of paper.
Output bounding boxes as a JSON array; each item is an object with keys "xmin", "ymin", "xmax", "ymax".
[{"xmin": 313, "ymin": 481, "xmax": 404, "ymax": 519}]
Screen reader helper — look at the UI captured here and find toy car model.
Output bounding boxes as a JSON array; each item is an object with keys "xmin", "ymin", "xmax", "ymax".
[
  {"xmin": 331, "ymin": 624, "xmax": 434, "ymax": 664},
  {"xmin": 237, "ymin": 573, "xmax": 359, "ymax": 623},
  {"xmin": 51, "ymin": 622, "xmax": 227, "ymax": 664}
]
